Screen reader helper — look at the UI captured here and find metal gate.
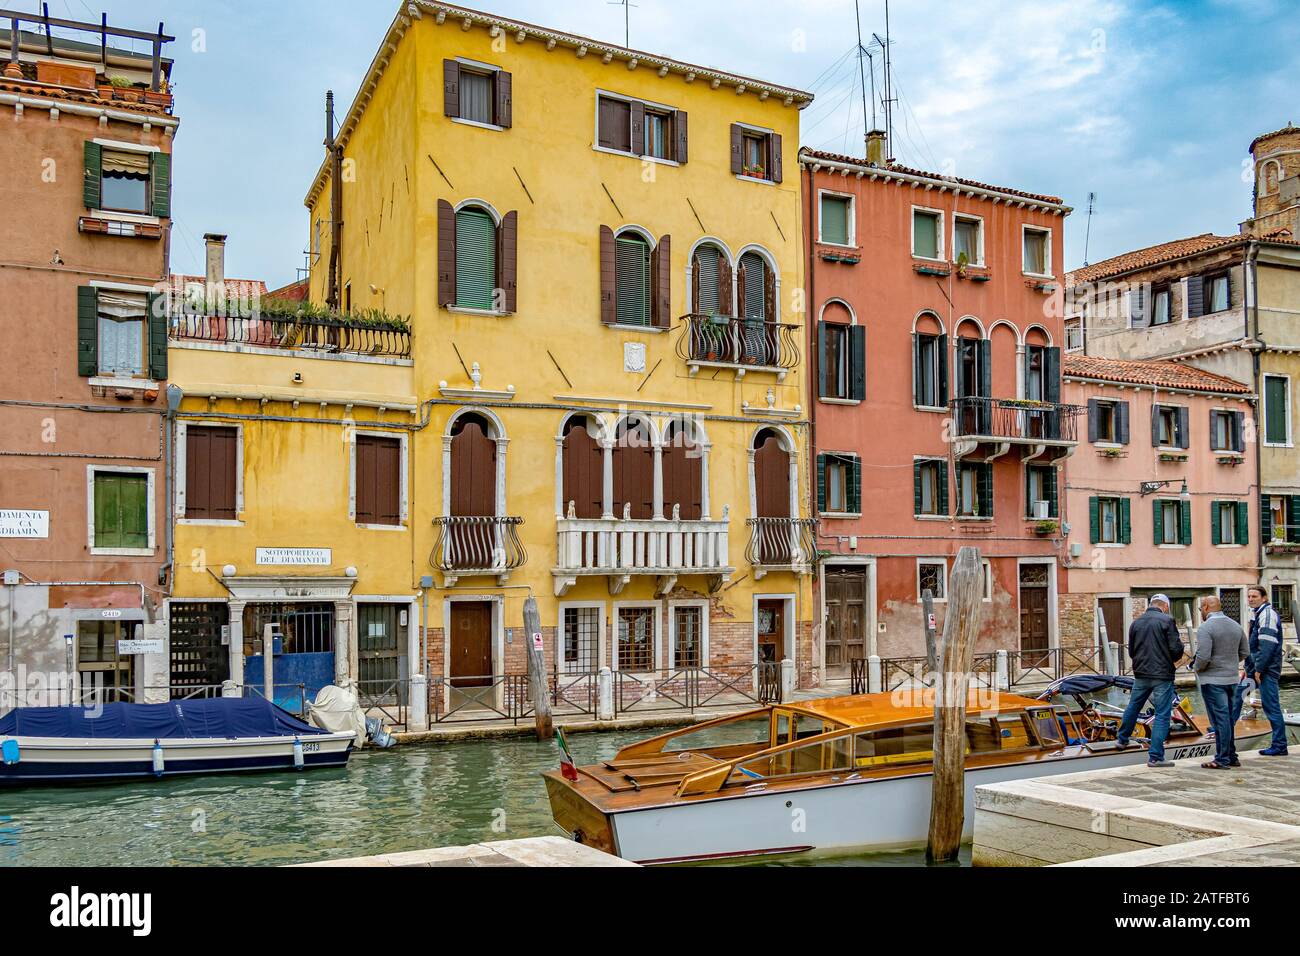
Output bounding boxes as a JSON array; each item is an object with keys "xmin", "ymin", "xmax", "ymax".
[
  {"xmin": 242, "ymin": 603, "xmax": 335, "ymax": 714},
  {"xmin": 358, "ymin": 603, "xmax": 408, "ymax": 706},
  {"xmin": 169, "ymin": 602, "xmax": 230, "ymax": 695}
]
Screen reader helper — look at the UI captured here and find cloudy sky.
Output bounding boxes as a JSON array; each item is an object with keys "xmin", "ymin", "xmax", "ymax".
[{"xmin": 75, "ymin": 0, "xmax": 1300, "ymax": 287}]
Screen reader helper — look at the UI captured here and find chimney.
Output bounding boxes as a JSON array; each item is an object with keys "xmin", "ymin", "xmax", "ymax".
[
  {"xmin": 866, "ymin": 130, "xmax": 888, "ymax": 167},
  {"xmin": 203, "ymin": 233, "xmax": 227, "ymax": 314}
]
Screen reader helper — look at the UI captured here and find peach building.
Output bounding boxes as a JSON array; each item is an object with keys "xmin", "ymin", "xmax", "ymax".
[
  {"xmin": 799, "ymin": 134, "xmax": 1075, "ymax": 687},
  {"xmin": 1060, "ymin": 355, "xmax": 1258, "ymax": 651}
]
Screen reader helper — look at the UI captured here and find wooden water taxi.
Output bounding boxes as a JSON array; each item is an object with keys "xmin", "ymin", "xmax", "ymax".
[{"xmin": 544, "ymin": 677, "xmax": 1272, "ymax": 864}]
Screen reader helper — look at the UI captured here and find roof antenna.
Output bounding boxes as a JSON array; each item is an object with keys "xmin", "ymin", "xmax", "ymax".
[
  {"xmin": 854, "ymin": 0, "xmax": 871, "ymax": 154},
  {"xmin": 607, "ymin": 0, "xmax": 638, "ymax": 47},
  {"xmin": 1083, "ymin": 192, "xmax": 1097, "ymax": 266}
]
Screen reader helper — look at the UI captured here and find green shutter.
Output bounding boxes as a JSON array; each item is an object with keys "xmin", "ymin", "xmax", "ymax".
[
  {"xmin": 914, "ymin": 461, "xmax": 924, "ymax": 515},
  {"xmin": 1047, "ymin": 467, "xmax": 1058, "ymax": 518},
  {"xmin": 455, "ymin": 208, "xmax": 498, "ymax": 310},
  {"xmin": 1180, "ymin": 498, "xmax": 1192, "ymax": 546},
  {"xmin": 1120, "ymin": 497, "xmax": 1132, "ymax": 544},
  {"xmin": 1236, "ymin": 500, "xmax": 1249, "ymax": 546},
  {"xmin": 1291, "ymin": 496, "xmax": 1300, "ymax": 544},
  {"xmin": 848, "ymin": 458, "xmax": 861, "ymax": 515},
  {"xmin": 1089, "ymin": 496, "xmax": 1100, "ymax": 544},
  {"xmin": 818, "ymin": 323, "xmax": 830, "ymax": 398},
  {"xmin": 83, "ymin": 141, "xmax": 102, "ymax": 209},
  {"xmin": 912, "ymin": 210, "xmax": 938, "ymax": 258},
  {"xmin": 938, "ymin": 461, "xmax": 949, "ymax": 515},
  {"xmin": 147, "ymin": 291, "xmax": 167, "ymax": 380},
  {"xmin": 614, "ymin": 235, "xmax": 650, "ymax": 325},
  {"xmin": 77, "ymin": 286, "xmax": 99, "ymax": 377},
  {"xmin": 1264, "ymin": 376, "xmax": 1289, "ymax": 444},
  {"xmin": 977, "ymin": 463, "xmax": 993, "ymax": 518},
  {"xmin": 849, "ymin": 326, "xmax": 866, "ymax": 401},
  {"xmin": 1211, "ymin": 501, "xmax": 1222, "ymax": 546},
  {"xmin": 1152, "ymin": 499, "xmax": 1163, "ymax": 545},
  {"xmin": 150, "ymin": 151, "xmax": 171, "ymax": 218},
  {"xmin": 93, "ymin": 473, "xmax": 147, "ymax": 550},
  {"xmin": 821, "ymin": 195, "xmax": 849, "ymax": 245},
  {"xmin": 1261, "ymin": 494, "xmax": 1273, "ymax": 543},
  {"xmin": 816, "ymin": 454, "xmax": 827, "ymax": 514}
]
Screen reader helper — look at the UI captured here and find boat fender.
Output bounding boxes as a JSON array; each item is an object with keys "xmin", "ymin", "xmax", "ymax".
[
  {"xmin": 293, "ymin": 737, "xmax": 305, "ymax": 770},
  {"xmin": 152, "ymin": 740, "xmax": 164, "ymax": 777},
  {"xmin": 1, "ymin": 740, "xmax": 19, "ymax": 766}
]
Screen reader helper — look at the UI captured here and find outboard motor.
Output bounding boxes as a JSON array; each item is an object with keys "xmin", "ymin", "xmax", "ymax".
[{"xmin": 365, "ymin": 717, "xmax": 396, "ymax": 749}]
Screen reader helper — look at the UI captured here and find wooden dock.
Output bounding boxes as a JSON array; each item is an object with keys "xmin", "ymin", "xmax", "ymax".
[{"xmin": 973, "ymin": 753, "xmax": 1300, "ymax": 866}]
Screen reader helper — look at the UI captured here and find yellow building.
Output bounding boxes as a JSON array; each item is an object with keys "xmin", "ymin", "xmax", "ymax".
[{"xmin": 171, "ymin": 1, "xmax": 816, "ymax": 722}]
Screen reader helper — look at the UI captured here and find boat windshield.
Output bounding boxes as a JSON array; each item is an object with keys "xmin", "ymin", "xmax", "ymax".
[{"xmin": 662, "ymin": 713, "xmax": 773, "ymax": 753}]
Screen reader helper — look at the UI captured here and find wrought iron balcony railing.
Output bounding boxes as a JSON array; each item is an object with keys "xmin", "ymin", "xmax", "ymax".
[
  {"xmin": 171, "ymin": 313, "xmax": 411, "ymax": 359},
  {"xmin": 949, "ymin": 396, "xmax": 1083, "ymax": 443},
  {"xmin": 432, "ymin": 516, "xmax": 526, "ymax": 585},
  {"xmin": 746, "ymin": 517, "xmax": 818, "ymax": 575},
  {"xmin": 676, "ymin": 314, "xmax": 800, "ymax": 377}
]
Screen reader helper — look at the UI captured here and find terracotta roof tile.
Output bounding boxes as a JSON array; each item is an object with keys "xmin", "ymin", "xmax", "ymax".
[
  {"xmin": 0, "ymin": 79, "xmax": 169, "ymax": 116},
  {"xmin": 798, "ymin": 147, "xmax": 1065, "ymax": 206},
  {"xmin": 1067, "ymin": 234, "xmax": 1243, "ymax": 285},
  {"xmin": 168, "ymin": 274, "xmax": 269, "ymax": 305},
  {"xmin": 1064, "ymin": 355, "xmax": 1252, "ymax": 395},
  {"xmin": 1250, "ymin": 122, "xmax": 1299, "ymax": 153}
]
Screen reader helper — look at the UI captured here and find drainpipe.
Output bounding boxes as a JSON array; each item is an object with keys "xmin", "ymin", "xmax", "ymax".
[
  {"xmin": 803, "ymin": 160, "xmax": 823, "ymax": 678},
  {"xmin": 160, "ymin": 384, "xmax": 183, "ymax": 589}
]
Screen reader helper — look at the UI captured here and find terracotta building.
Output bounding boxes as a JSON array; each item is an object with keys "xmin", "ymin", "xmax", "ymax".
[
  {"xmin": 0, "ymin": 13, "xmax": 177, "ymax": 705},
  {"xmin": 1059, "ymin": 355, "xmax": 1258, "ymax": 654},
  {"xmin": 799, "ymin": 133, "xmax": 1075, "ymax": 688}
]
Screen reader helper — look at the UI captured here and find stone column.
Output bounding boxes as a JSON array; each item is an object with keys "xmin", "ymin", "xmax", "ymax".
[
  {"xmin": 652, "ymin": 444, "xmax": 664, "ymax": 520},
  {"xmin": 700, "ymin": 443, "xmax": 712, "ymax": 520},
  {"xmin": 780, "ymin": 658, "xmax": 795, "ymax": 703},
  {"xmin": 868, "ymin": 654, "xmax": 882, "ymax": 694},
  {"xmin": 408, "ymin": 674, "xmax": 429, "ymax": 732},
  {"xmin": 597, "ymin": 666, "xmax": 614, "ymax": 721},
  {"xmin": 227, "ymin": 600, "xmax": 246, "ymax": 689},
  {"xmin": 602, "ymin": 441, "xmax": 615, "ymax": 519},
  {"xmin": 334, "ymin": 600, "xmax": 356, "ymax": 687}
]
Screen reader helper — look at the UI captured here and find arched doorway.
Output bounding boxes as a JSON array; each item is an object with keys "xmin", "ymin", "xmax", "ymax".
[
  {"xmin": 561, "ymin": 415, "xmax": 603, "ymax": 519},
  {"xmin": 753, "ymin": 428, "xmax": 791, "ymax": 562},
  {"xmin": 613, "ymin": 418, "xmax": 654, "ymax": 520},
  {"xmin": 449, "ymin": 413, "xmax": 498, "ymax": 569}
]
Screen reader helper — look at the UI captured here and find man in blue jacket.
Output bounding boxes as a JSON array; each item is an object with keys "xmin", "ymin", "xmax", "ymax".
[
  {"xmin": 1116, "ymin": 595, "xmax": 1185, "ymax": 767},
  {"xmin": 1238, "ymin": 586, "xmax": 1288, "ymax": 755}
]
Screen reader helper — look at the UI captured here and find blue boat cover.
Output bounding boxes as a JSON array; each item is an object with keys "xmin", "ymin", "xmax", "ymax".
[
  {"xmin": 0, "ymin": 697, "xmax": 329, "ymax": 740},
  {"xmin": 1038, "ymin": 674, "xmax": 1135, "ymax": 700}
]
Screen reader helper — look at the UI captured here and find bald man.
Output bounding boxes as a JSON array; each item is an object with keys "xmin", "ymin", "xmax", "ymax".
[{"xmin": 1192, "ymin": 595, "xmax": 1250, "ymax": 768}]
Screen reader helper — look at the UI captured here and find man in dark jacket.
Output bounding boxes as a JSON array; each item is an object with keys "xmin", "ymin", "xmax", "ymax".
[
  {"xmin": 1116, "ymin": 595, "xmax": 1186, "ymax": 767},
  {"xmin": 1240, "ymin": 585, "xmax": 1288, "ymax": 755}
]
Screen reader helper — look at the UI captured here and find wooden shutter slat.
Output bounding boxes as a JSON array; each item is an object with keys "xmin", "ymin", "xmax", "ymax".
[
  {"xmin": 186, "ymin": 427, "xmax": 210, "ymax": 519},
  {"xmin": 150, "ymin": 152, "xmax": 171, "ymax": 219},
  {"xmin": 148, "ymin": 291, "xmax": 167, "ymax": 380},
  {"xmin": 755, "ymin": 436, "xmax": 790, "ymax": 519},
  {"xmin": 819, "ymin": 323, "xmax": 830, "ymax": 399},
  {"xmin": 1186, "ymin": 275, "xmax": 1205, "ymax": 319},
  {"xmin": 1088, "ymin": 400, "xmax": 1100, "ymax": 443},
  {"xmin": 630, "ymin": 101, "xmax": 645, "ymax": 156},
  {"xmin": 356, "ymin": 436, "xmax": 376, "ymax": 524},
  {"xmin": 849, "ymin": 325, "xmax": 866, "ymax": 401},
  {"xmin": 563, "ymin": 424, "xmax": 603, "ymax": 519},
  {"xmin": 1089, "ymin": 497, "xmax": 1100, "ymax": 543},
  {"xmin": 652, "ymin": 235, "xmax": 672, "ymax": 328},
  {"xmin": 674, "ymin": 110, "xmax": 688, "ymax": 164},
  {"xmin": 769, "ymin": 133, "xmax": 783, "ymax": 184},
  {"xmin": 499, "ymin": 210, "xmax": 518, "ymax": 313},
  {"xmin": 937, "ymin": 334, "xmax": 949, "ymax": 405},
  {"xmin": 1117, "ymin": 401, "xmax": 1130, "ymax": 445},
  {"xmin": 729, "ymin": 124, "xmax": 743, "ymax": 175},
  {"xmin": 495, "ymin": 70, "xmax": 512, "ymax": 128},
  {"xmin": 77, "ymin": 286, "xmax": 98, "ymax": 377},
  {"xmin": 1177, "ymin": 406, "xmax": 1190, "ymax": 449},
  {"xmin": 1236, "ymin": 499, "xmax": 1249, "ymax": 546},
  {"xmin": 451, "ymin": 423, "xmax": 496, "ymax": 517},
  {"xmin": 438, "ymin": 199, "xmax": 456, "ymax": 306},
  {"xmin": 1120, "ymin": 497, "xmax": 1131, "ymax": 544},
  {"xmin": 718, "ymin": 254, "xmax": 733, "ymax": 317},
  {"xmin": 1261, "ymin": 494, "xmax": 1273, "ymax": 543},
  {"xmin": 83, "ymin": 141, "xmax": 102, "ymax": 209},
  {"xmin": 599, "ymin": 226, "xmax": 616, "ymax": 325},
  {"xmin": 443, "ymin": 59, "xmax": 460, "ymax": 117}
]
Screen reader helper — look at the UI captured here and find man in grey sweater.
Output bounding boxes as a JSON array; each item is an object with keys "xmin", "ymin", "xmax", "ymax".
[{"xmin": 1192, "ymin": 595, "xmax": 1250, "ymax": 769}]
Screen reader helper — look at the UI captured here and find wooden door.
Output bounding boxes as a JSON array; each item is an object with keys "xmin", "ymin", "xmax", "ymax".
[
  {"xmin": 754, "ymin": 434, "xmax": 791, "ymax": 562},
  {"xmin": 824, "ymin": 567, "xmax": 866, "ymax": 674},
  {"xmin": 613, "ymin": 423, "xmax": 653, "ymax": 520},
  {"xmin": 450, "ymin": 420, "xmax": 496, "ymax": 569},
  {"xmin": 358, "ymin": 603, "xmax": 406, "ymax": 693},
  {"xmin": 662, "ymin": 432, "xmax": 702, "ymax": 520},
  {"xmin": 450, "ymin": 602, "xmax": 493, "ymax": 688},
  {"xmin": 1018, "ymin": 582, "xmax": 1050, "ymax": 664},
  {"xmin": 562, "ymin": 420, "xmax": 603, "ymax": 519},
  {"xmin": 758, "ymin": 600, "xmax": 785, "ymax": 664},
  {"xmin": 1097, "ymin": 598, "xmax": 1125, "ymax": 650}
]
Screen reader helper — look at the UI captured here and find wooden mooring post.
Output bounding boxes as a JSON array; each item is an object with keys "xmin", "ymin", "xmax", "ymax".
[
  {"xmin": 926, "ymin": 547, "xmax": 985, "ymax": 864},
  {"xmin": 523, "ymin": 595, "xmax": 554, "ymax": 740},
  {"xmin": 921, "ymin": 589, "xmax": 938, "ymax": 681}
]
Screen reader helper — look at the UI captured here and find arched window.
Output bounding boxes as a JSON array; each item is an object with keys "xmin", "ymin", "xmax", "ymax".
[
  {"xmin": 562, "ymin": 415, "xmax": 603, "ymax": 519},
  {"xmin": 662, "ymin": 420, "xmax": 703, "ymax": 520},
  {"xmin": 737, "ymin": 251, "xmax": 771, "ymax": 323},
  {"xmin": 437, "ymin": 201, "xmax": 518, "ymax": 313},
  {"xmin": 954, "ymin": 320, "xmax": 990, "ymax": 435},
  {"xmin": 691, "ymin": 243, "xmax": 732, "ymax": 317},
  {"xmin": 616, "ymin": 233, "xmax": 652, "ymax": 326},
  {"xmin": 752, "ymin": 428, "xmax": 793, "ymax": 563},
  {"xmin": 450, "ymin": 413, "xmax": 497, "ymax": 517},
  {"xmin": 613, "ymin": 418, "xmax": 654, "ymax": 520},
  {"xmin": 912, "ymin": 311, "xmax": 948, "ymax": 409},
  {"xmin": 818, "ymin": 300, "xmax": 863, "ymax": 401}
]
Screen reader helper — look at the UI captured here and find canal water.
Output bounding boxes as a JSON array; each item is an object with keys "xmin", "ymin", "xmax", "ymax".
[{"xmin": 1, "ymin": 687, "xmax": 1295, "ymax": 867}]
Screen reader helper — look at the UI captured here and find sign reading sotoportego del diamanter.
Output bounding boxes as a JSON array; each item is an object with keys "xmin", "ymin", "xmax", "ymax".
[
  {"xmin": 0, "ymin": 510, "xmax": 49, "ymax": 538},
  {"xmin": 255, "ymin": 547, "xmax": 332, "ymax": 566}
]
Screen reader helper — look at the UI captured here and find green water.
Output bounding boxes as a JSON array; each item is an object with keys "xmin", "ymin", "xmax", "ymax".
[{"xmin": 0, "ymin": 686, "xmax": 1293, "ymax": 867}]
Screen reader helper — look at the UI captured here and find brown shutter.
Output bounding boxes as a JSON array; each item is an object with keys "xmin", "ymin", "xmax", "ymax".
[
  {"xmin": 652, "ymin": 235, "xmax": 672, "ymax": 328},
  {"xmin": 691, "ymin": 252, "xmax": 701, "ymax": 313},
  {"xmin": 755, "ymin": 436, "xmax": 790, "ymax": 518},
  {"xmin": 673, "ymin": 110, "xmax": 688, "ymax": 164},
  {"xmin": 186, "ymin": 426, "xmax": 238, "ymax": 521},
  {"xmin": 629, "ymin": 101, "xmax": 645, "ymax": 156},
  {"xmin": 375, "ymin": 437, "xmax": 401, "ymax": 526},
  {"xmin": 355, "ymin": 435, "xmax": 377, "ymax": 524},
  {"xmin": 718, "ymin": 255, "xmax": 733, "ymax": 317},
  {"xmin": 495, "ymin": 70, "xmax": 513, "ymax": 128},
  {"xmin": 211, "ymin": 428, "xmax": 237, "ymax": 520},
  {"xmin": 438, "ymin": 199, "xmax": 456, "ymax": 306},
  {"xmin": 730, "ymin": 124, "xmax": 743, "ymax": 175},
  {"xmin": 451, "ymin": 421, "xmax": 497, "ymax": 517},
  {"xmin": 763, "ymin": 260, "xmax": 777, "ymax": 322},
  {"xmin": 599, "ymin": 225, "xmax": 616, "ymax": 325},
  {"xmin": 443, "ymin": 59, "xmax": 460, "ymax": 118},
  {"xmin": 563, "ymin": 423, "xmax": 603, "ymax": 519},
  {"xmin": 499, "ymin": 210, "xmax": 518, "ymax": 313},
  {"xmin": 769, "ymin": 133, "xmax": 783, "ymax": 184},
  {"xmin": 613, "ymin": 426, "xmax": 653, "ymax": 520},
  {"xmin": 663, "ymin": 436, "xmax": 702, "ymax": 520},
  {"xmin": 735, "ymin": 261, "xmax": 747, "ymax": 319},
  {"xmin": 185, "ymin": 426, "xmax": 211, "ymax": 519}
]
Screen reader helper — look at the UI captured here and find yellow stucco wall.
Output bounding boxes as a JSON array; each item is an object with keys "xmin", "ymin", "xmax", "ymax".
[{"xmin": 1259, "ymin": 259, "xmax": 1300, "ymax": 493}]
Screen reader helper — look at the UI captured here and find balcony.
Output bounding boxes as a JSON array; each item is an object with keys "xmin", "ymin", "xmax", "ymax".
[
  {"xmin": 553, "ymin": 507, "xmax": 734, "ymax": 597},
  {"xmin": 171, "ymin": 312, "xmax": 411, "ymax": 359},
  {"xmin": 949, "ymin": 397, "xmax": 1083, "ymax": 463},
  {"xmin": 746, "ymin": 518, "xmax": 818, "ymax": 579},
  {"xmin": 1265, "ymin": 526, "xmax": 1300, "ymax": 555},
  {"xmin": 432, "ymin": 516, "xmax": 527, "ymax": 587},
  {"xmin": 676, "ymin": 314, "xmax": 800, "ymax": 382}
]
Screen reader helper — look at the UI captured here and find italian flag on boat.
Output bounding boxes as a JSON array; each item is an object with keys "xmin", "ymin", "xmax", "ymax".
[{"xmin": 557, "ymin": 728, "xmax": 578, "ymax": 782}]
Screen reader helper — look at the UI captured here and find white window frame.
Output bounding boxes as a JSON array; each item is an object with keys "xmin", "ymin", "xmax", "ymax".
[
  {"xmin": 912, "ymin": 325, "xmax": 946, "ymax": 412},
  {"xmin": 1097, "ymin": 496, "xmax": 1122, "ymax": 545},
  {"xmin": 1025, "ymin": 465, "xmax": 1057, "ymax": 520},
  {"xmin": 1154, "ymin": 404, "xmax": 1181, "ymax": 450},
  {"xmin": 911, "ymin": 206, "xmax": 945, "ymax": 262},
  {"xmin": 914, "ymin": 456, "xmax": 947, "ymax": 519},
  {"xmin": 1215, "ymin": 500, "xmax": 1244, "ymax": 548},
  {"xmin": 1156, "ymin": 498, "xmax": 1185, "ymax": 548},
  {"xmin": 981, "ymin": 558, "xmax": 993, "ymax": 603},
  {"xmin": 917, "ymin": 558, "xmax": 948, "ymax": 603},
  {"xmin": 86, "ymin": 464, "xmax": 156, "ymax": 557},
  {"xmin": 1064, "ymin": 315, "xmax": 1085, "ymax": 353},
  {"xmin": 349, "ymin": 428, "xmax": 410, "ymax": 530},
  {"xmin": 1092, "ymin": 399, "xmax": 1119, "ymax": 446},
  {"xmin": 557, "ymin": 601, "xmax": 606, "ymax": 674},
  {"xmin": 952, "ymin": 213, "xmax": 985, "ymax": 267},
  {"xmin": 820, "ymin": 452, "xmax": 859, "ymax": 518},
  {"xmin": 667, "ymin": 599, "xmax": 710, "ymax": 669},
  {"xmin": 612, "ymin": 601, "xmax": 662, "ymax": 673},
  {"xmin": 817, "ymin": 188, "xmax": 855, "ymax": 247},
  {"xmin": 1021, "ymin": 224, "xmax": 1053, "ymax": 279},
  {"xmin": 733, "ymin": 121, "xmax": 777, "ymax": 184},
  {"xmin": 175, "ymin": 421, "xmax": 245, "ymax": 527},
  {"xmin": 1263, "ymin": 373, "xmax": 1293, "ymax": 448}
]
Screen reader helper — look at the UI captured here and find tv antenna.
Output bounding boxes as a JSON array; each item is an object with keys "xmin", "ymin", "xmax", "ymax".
[
  {"xmin": 607, "ymin": 0, "xmax": 638, "ymax": 47},
  {"xmin": 872, "ymin": 5, "xmax": 897, "ymax": 163},
  {"xmin": 1083, "ymin": 192, "xmax": 1097, "ymax": 266}
]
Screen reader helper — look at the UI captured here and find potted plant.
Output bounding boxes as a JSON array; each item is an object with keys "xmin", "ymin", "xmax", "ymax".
[
  {"xmin": 1033, "ymin": 520, "xmax": 1059, "ymax": 537},
  {"xmin": 1102, "ymin": 447, "xmax": 1125, "ymax": 458},
  {"xmin": 742, "ymin": 163, "xmax": 765, "ymax": 179},
  {"xmin": 955, "ymin": 251, "xmax": 970, "ymax": 277}
]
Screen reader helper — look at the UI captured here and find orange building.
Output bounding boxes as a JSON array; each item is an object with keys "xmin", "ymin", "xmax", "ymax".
[{"xmin": 799, "ymin": 134, "xmax": 1075, "ymax": 689}]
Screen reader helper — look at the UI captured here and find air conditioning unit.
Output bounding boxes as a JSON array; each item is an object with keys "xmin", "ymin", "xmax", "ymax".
[{"xmin": 1032, "ymin": 500, "xmax": 1051, "ymax": 520}]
